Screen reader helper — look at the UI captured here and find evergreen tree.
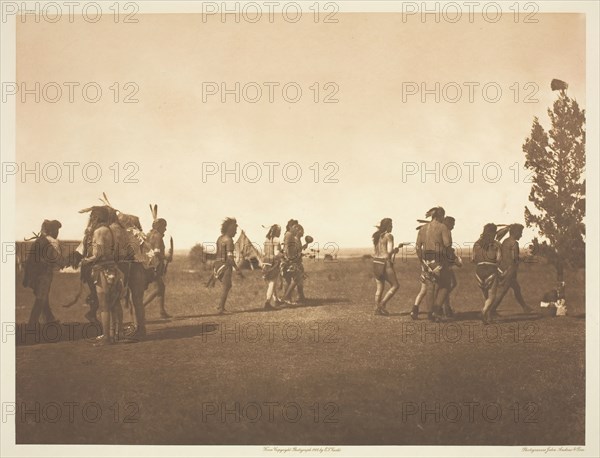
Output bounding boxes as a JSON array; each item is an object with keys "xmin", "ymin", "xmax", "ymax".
[{"xmin": 523, "ymin": 81, "xmax": 585, "ymax": 281}]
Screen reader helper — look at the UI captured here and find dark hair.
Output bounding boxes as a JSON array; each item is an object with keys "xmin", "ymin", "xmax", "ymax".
[
  {"xmin": 509, "ymin": 223, "xmax": 524, "ymax": 238},
  {"xmin": 266, "ymin": 224, "xmax": 281, "ymax": 240},
  {"xmin": 152, "ymin": 218, "xmax": 167, "ymax": 230},
  {"xmin": 426, "ymin": 206, "xmax": 445, "ymax": 221},
  {"xmin": 89, "ymin": 206, "xmax": 115, "ymax": 227},
  {"xmin": 372, "ymin": 218, "xmax": 392, "ymax": 247},
  {"xmin": 443, "ymin": 216, "xmax": 455, "ymax": 227},
  {"xmin": 41, "ymin": 219, "xmax": 62, "ymax": 235},
  {"xmin": 221, "ymin": 217, "xmax": 237, "ymax": 235},
  {"xmin": 286, "ymin": 219, "xmax": 299, "ymax": 232},
  {"xmin": 478, "ymin": 223, "xmax": 497, "ymax": 250}
]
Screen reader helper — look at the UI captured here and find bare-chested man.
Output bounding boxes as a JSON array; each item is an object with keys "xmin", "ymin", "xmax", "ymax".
[
  {"xmin": 144, "ymin": 218, "xmax": 172, "ymax": 318},
  {"xmin": 282, "ymin": 223, "xmax": 307, "ymax": 305},
  {"xmin": 442, "ymin": 216, "xmax": 462, "ymax": 318},
  {"xmin": 411, "ymin": 215, "xmax": 458, "ymax": 319},
  {"xmin": 213, "ymin": 217, "xmax": 240, "ymax": 314},
  {"xmin": 414, "ymin": 207, "xmax": 453, "ymax": 322},
  {"xmin": 263, "ymin": 224, "xmax": 283, "ymax": 309},
  {"xmin": 472, "ymin": 223, "xmax": 502, "ymax": 323},
  {"xmin": 490, "ymin": 223, "xmax": 532, "ymax": 315},
  {"xmin": 81, "ymin": 206, "xmax": 126, "ymax": 345},
  {"xmin": 372, "ymin": 218, "xmax": 400, "ymax": 316}
]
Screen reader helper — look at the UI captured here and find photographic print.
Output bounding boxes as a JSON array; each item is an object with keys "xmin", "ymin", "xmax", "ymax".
[{"xmin": 1, "ymin": 1, "xmax": 598, "ymax": 457}]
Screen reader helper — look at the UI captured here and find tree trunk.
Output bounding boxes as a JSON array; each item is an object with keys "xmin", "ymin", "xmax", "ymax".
[
  {"xmin": 554, "ymin": 258, "xmax": 567, "ymax": 316},
  {"xmin": 556, "ymin": 258, "xmax": 564, "ymax": 283}
]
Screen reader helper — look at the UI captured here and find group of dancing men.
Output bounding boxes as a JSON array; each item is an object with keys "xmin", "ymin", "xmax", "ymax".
[
  {"xmin": 21, "ymin": 209, "xmax": 314, "ymax": 344},
  {"xmin": 210, "ymin": 217, "xmax": 313, "ymax": 314},
  {"xmin": 372, "ymin": 206, "xmax": 533, "ymax": 323},
  {"xmin": 21, "ymin": 203, "xmax": 534, "ymax": 345},
  {"xmin": 22, "ymin": 203, "xmax": 172, "ymax": 345}
]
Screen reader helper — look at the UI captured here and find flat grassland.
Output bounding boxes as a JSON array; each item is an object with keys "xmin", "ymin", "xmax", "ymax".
[{"xmin": 14, "ymin": 256, "xmax": 585, "ymax": 445}]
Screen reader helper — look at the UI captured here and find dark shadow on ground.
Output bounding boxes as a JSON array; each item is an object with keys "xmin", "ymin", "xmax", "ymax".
[
  {"xmin": 146, "ymin": 318, "xmax": 173, "ymax": 325},
  {"xmin": 15, "ymin": 320, "xmax": 221, "ymax": 346},
  {"xmin": 387, "ymin": 310, "xmax": 545, "ymax": 324},
  {"xmin": 301, "ymin": 297, "xmax": 352, "ymax": 307},
  {"xmin": 143, "ymin": 322, "xmax": 219, "ymax": 342},
  {"xmin": 490, "ymin": 314, "xmax": 545, "ymax": 324},
  {"xmin": 15, "ymin": 321, "xmax": 103, "ymax": 346},
  {"xmin": 172, "ymin": 297, "xmax": 351, "ymax": 320}
]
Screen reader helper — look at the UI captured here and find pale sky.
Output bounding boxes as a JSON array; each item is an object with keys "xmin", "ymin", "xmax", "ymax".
[{"xmin": 15, "ymin": 12, "xmax": 586, "ymax": 251}]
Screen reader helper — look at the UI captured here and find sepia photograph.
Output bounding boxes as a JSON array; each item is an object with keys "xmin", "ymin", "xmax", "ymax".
[{"xmin": 1, "ymin": 1, "xmax": 598, "ymax": 457}]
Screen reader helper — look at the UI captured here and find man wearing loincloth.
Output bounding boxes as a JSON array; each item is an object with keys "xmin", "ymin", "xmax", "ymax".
[
  {"xmin": 372, "ymin": 218, "xmax": 400, "ymax": 316},
  {"xmin": 414, "ymin": 207, "xmax": 453, "ymax": 322}
]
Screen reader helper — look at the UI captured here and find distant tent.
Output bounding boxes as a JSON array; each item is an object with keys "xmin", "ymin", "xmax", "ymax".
[{"xmin": 235, "ymin": 230, "xmax": 262, "ymax": 270}]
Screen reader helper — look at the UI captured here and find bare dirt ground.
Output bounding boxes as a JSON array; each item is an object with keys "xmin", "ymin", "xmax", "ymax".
[{"xmin": 14, "ymin": 256, "xmax": 585, "ymax": 445}]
